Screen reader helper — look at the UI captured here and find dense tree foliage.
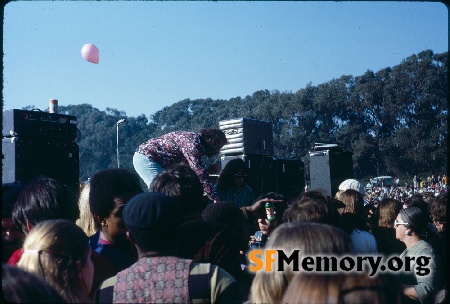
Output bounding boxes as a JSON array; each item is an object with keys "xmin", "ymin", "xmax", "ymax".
[{"xmin": 51, "ymin": 50, "xmax": 446, "ymax": 181}]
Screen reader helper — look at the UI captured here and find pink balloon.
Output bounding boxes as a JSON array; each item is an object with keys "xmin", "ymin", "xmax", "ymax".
[{"xmin": 81, "ymin": 43, "xmax": 99, "ymax": 64}]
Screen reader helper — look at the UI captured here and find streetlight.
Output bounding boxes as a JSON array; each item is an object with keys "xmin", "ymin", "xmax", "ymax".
[{"xmin": 116, "ymin": 119, "xmax": 126, "ymax": 168}]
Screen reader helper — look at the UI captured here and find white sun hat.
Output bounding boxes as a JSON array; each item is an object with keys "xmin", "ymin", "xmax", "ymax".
[{"xmin": 338, "ymin": 179, "xmax": 366, "ymax": 195}]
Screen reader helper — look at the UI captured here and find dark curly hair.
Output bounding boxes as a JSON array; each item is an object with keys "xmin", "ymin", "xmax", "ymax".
[
  {"xmin": 89, "ymin": 169, "xmax": 143, "ymax": 230},
  {"xmin": 199, "ymin": 128, "xmax": 227, "ymax": 153},
  {"xmin": 149, "ymin": 163, "xmax": 207, "ymax": 213}
]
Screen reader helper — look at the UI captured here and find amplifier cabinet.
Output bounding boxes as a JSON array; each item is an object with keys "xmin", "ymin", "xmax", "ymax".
[
  {"xmin": 309, "ymin": 150, "xmax": 354, "ymax": 197},
  {"xmin": 2, "ymin": 138, "xmax": 79, "ymax": 196},
  {"xmin": 219, "ymin": 118, "xmax": 274, "ymax": 156},
  {"xmin": 220, "ymin": 154, "xmax": 276, "ymax": 198},
  {"xmin": 3, "ymin": 109, "xmax": 78, "ymax": 141}
]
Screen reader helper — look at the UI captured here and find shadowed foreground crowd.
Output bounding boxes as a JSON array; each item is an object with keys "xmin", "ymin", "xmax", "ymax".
[{"xmin": 2, "ymin": 165, "xmax": 448, "ymax": 304}]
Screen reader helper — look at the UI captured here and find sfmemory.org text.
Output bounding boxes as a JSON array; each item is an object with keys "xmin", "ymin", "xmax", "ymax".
[{"xmin": 248, "ymin": 249, "xmax": 431, "ymax": 276}]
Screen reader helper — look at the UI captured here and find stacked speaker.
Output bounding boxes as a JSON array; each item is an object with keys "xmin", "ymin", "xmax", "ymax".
[
  {"xmin": 219, "ymin": 118, "xmax": 305, "ymax": 198},
  {"xmin": 2, "ymin": 109, "xmax": 79, "ymax": 196},
  {"xmin": 309, "ymin": 143, "xmax": 354, "ymax": 197}
]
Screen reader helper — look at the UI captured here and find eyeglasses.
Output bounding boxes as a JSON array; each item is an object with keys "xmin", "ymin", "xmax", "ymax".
[
  {"xmin": 234, "ymin": 174, "xmax": 248, "ymax": 178},
  {"xmin": 432, "ymin": 218, "xmax": 446, "ymax": 224},
  {"xmin": 394, "ymin": 219, "xmax": 409, "ymax": 228}
]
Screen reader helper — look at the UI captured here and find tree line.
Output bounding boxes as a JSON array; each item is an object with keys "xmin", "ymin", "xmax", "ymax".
[{"xmin": 52, "ymin": 49, "xmax": 447, "ymax": 182}]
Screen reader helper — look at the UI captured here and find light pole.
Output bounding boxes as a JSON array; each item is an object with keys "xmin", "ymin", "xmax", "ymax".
[{"xmin": 116, "ymin": 119, "xmax": 126, "ymax": 168}]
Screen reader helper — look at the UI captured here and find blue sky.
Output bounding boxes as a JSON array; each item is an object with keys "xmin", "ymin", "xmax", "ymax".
[{"xmin": 3, "ymin": 1, "xmax": 448, "ymax": 118}]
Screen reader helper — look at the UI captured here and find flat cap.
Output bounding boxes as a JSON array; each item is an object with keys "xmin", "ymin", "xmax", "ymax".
[{"xmin": 123, "ymin": 192, "xmax": 183, "ymax": 231}]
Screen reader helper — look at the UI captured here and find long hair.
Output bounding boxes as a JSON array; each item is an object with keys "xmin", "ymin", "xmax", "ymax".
[
  {"xmin": 378, "ymin": 198, "xmax": 402, "ymax": 229},
  {"xmin": 217, "ymin": 158, "xmax": 249, "ymax": 191},
  {"xmin": 18, "ymin": 219, "xmax": 91, "ymax": 303},
  {"xmin": 76, "ymin": 183, "xmax": 97, "ymax": 237},
  {"xmin": 335, "ymin": 189, "xmax": 367, "ymax": 234},
  {"xmin": 249, "ymin": 222, "xmax": 352, "ymax": 304}
]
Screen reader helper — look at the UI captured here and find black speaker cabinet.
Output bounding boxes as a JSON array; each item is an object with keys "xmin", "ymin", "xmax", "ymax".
[
  {"xmin": 275, "ymin": 158, "xmax": 305, "ymax": 199},
  {"xmin": 3, "ymin": 109, "xmax": 78, "ymax": 141},
  {"xmin": 219, "ymin": 118, "xmax": 274, "ymax": 156},
  {"xmin": 309, "ymin": 150, "xmax": 354, "ymax": 197},
  {"xmin": 2, "ymin": 138, "xmax": 79, "ymax": 196},
  {"xmin": 220, "ymin": 154, "xmax": 276, "ymax": 198}
]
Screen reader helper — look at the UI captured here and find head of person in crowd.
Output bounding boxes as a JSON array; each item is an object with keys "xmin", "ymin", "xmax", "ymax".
[
  {"xmin": 217, "ymin": 158, "xmax": 250, "ymax": 191},
  {"xmin": 149, "ymin": 163, "xmax": 208, "ymax": 219},
  {"xmin": 199, "ymin": 128, "xmax": 227, "ymax": 156},
  {"xmin": 123, "ymin": 192, "xmax": 183, "ymax": 257},
  {"xmin": 202, "ymin": 201, "xmax": 250, "ymax": 250},
  {"xmin": 215, "ymin": 158, "xmax": 255, "ymax": 208},
  {"xmin": 12, "ymin": 176, "xmax": 79, "ymax": 235},
  {"xmin": 403, "ymin": 194, "xmax": 429, "ymax": 216},
  {"xmin": 2, "ymin": 263, "xmax": 68, "ymax": 303},
  {"xmin": 395, "ymin": 207, "xmax": 429, "ymax": 244},
  {"xmin": 335, "ymin": 189, "xmax": 368, "ymax": 234},
  {"xmin": 76, "ymin": 183, "xmax": 97, "ymax": 237},
  {"xmin": 282, "ymin": 272, "xmax": 401, "ymax": 304},
  {"xmin": 2, "ymin": 182, "xmax": 26, "ymax": 262},
  {"xmin": 249, "ymin": 222, "xmax": 353, "ymax": 304},
  {"xmin": 364, "ymin": 201, "xmax": 378, "ymax": 233},
  {"xmin": 377, "ymin": 198, "xmax": 402, "ymax": 229},
  {"xmin": 429, "ymin": 192, "xmax": 447, "ymax": 234},
  {"xmin": 283, "ymin": 190, "xmax": 341, "ymax": 227},
  {"xmin": 18, "ymin": 219, "xmax": 94, "ymax": 303},
  {"xmin": 89, "ymin": 168, "xmax": 143, "ymax": 250},
  {"xmin": 254, "ymin": 192, "xmax": 287, "ymax": 239}
]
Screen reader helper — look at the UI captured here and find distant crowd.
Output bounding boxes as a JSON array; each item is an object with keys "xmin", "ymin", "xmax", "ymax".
[{"xmin": 365, "ymin": 174, "xmax": 447, "ymax": 205}]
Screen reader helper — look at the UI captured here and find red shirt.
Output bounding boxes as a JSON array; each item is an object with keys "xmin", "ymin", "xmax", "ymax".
[{"xmin": 7, "ymin": 247, "xmax": 23, "ymax": 266}]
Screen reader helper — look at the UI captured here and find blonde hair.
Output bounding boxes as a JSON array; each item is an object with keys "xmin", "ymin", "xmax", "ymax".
[
  {"xmin": 76, "ymin": 183, "xmax": 97, "ymax": 237},
  {"xmin": 249, "ymin": 222, "xmax": 352, "ymax": 303},
  {"xmin": 282, "ymin": 273, "xmax": 401, "ymax": 304},
  {"xmin": 335, "ymin": 189, "xmax": 367, "ymax": 233},
  {"xmin": 18, "ymin": 219, "xmax": 91, "ymax": 303}
]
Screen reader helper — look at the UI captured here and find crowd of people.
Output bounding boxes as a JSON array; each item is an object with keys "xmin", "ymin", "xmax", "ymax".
[{"xmin": 2, "ymin": 128, "xmax": 448, "ymax": 304}]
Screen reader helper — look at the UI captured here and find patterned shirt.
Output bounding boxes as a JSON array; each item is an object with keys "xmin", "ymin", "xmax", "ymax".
[
  {"xmin": 95, "ymin": 256, "xmax": 243, "ymax": 304},
  {"xmin": 138, "ymin": 131, "xmax": 218, "ymax": 201}
]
